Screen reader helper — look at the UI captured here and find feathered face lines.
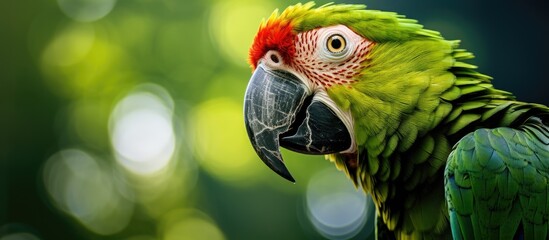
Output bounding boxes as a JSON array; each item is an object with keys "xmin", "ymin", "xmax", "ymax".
[
  {"xmin": 291, "ymin": 25, "xmax": 373, "ymax": 88},
  {"xmin": 249, "ymin": 21, "xmax": 373, "ymax": 89}
]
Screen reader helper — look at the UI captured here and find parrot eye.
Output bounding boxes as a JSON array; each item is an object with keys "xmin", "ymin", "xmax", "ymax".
[
  {"xmin": 316, "ymin": 25, "xmax": 356, "ymax": 62},
  {"xmin": 326, "ymin": 34, "xmax": 346, "ymax": 53}
]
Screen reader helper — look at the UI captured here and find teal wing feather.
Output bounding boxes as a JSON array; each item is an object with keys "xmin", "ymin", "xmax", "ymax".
[{"xmin": 445, "ymin": 117, "xmax": 549, "ymax": 240}]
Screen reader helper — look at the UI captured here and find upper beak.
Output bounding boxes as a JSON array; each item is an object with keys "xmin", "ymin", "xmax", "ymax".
[{"xmin": 244, "ymin": 64, "xmax": 352, "ymax": 182}]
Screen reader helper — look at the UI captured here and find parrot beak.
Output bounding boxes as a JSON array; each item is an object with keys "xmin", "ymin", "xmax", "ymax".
[{"xmin": 244, "ymin": 64, "xmax": 352, "ymax": 182}]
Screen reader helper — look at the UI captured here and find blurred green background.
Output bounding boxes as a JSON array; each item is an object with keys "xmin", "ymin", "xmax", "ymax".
[{"xmin": 1, "ymin": 0, "xmax": 547, "ymax": 239}]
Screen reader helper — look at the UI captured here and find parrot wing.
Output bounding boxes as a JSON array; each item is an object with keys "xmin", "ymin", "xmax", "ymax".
[{"xmin": 445, "ymin": 116, "xmax": 549, "ymax": 240}]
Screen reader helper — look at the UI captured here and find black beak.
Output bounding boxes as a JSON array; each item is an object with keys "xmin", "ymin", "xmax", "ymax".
[{"xmin": 244, "ymin": 64, "xmax": 352, "ymax": 182}]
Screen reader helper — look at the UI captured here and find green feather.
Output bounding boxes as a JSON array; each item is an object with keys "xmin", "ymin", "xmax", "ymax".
[
  {"xmin": 460, "ymin": 101, "xmax": 487, "ymax": 111},
  {"xmin": 480, "ymin": 101, "xmax": 513, "ymax": 121},
  {"xmin": 446, "ymin": 120, "xmax": 549, "ymax": 240},
  {"xmin": 441, "ymin": 86, "xmax": 462, "ymax": 101},
  {"xmin": 447, "ymin": 113, "xmax": 481, "ymax": 135},
  {"xmin": 410, "ymin": 135, "xmax": 435, "ymax": 164}
]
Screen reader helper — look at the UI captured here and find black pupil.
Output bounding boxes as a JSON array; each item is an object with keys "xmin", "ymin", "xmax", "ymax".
[{"xmin": 331, "ymin": 37, "xmax": 342, "ymax": 50}]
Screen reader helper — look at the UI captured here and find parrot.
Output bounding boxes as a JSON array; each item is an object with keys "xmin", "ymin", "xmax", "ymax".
[{"xmin": 243, "ymin": 2, "xmax": 549, "ymax": 240}]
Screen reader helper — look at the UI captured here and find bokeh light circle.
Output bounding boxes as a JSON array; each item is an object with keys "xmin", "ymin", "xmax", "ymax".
[
  {"xmin": 0, "ymin": 232, "xmax": 40, "ymax": 240},
  {"xmin": 305, "ymin": 168, "xmax": 373, "ymax": 239},
  {"xmin": 190, "ymin": 98, "xmax": 260, "ymax": 186},
  {"xmin": 42, "ymin": 23, "xmax": 95, "ymax": 67},
  {"xmin": 109, "ymin": 84, "xmax": 176, "ymax": 175},
  {"xmin": 161, "ymin": 209, "xmax": 225, "ymax": 240},
  {"xmin": 42, "ymin": 149, "xmax": 133, "ymax": 235},
  {"xmin": 57, "ymin": 0, "xmax": 117, "ymax": 22},
  {"xmin": 209, "ymin": 2, "xmax": 274, "ymax": 66}
]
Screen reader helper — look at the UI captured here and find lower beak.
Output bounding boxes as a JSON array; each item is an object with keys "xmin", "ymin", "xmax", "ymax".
[{"xmin": 244, "ymin": 64, "xmax": 352, "ymax": 182}]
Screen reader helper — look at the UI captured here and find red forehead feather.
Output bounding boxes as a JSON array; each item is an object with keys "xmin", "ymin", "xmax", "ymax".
[{"xmin": 248, "ymin": 20, "xmax": 296, "ymax": 69}]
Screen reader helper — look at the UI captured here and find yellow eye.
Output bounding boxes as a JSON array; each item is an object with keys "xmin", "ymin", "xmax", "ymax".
[{"xmin": 326, "ymin": 34, "xmax": 346, "ymax": 53}]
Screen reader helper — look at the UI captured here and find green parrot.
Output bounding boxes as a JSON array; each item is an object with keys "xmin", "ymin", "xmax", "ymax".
[{"xmin": 243, "ymin": 2, "xmax": 549, "ymax": 240}]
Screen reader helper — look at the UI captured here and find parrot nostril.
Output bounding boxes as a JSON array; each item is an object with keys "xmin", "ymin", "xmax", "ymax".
[
  {"xmin": 270, "ymin": 54, "xmax": 280, "ymax": 63},
  {"xmin": 265, "ymin": 50, "xmax": 283, "ymax": 67}
]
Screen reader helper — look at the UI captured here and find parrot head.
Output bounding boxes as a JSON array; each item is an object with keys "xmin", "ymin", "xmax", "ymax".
[{"xmin": 244, "ymin": 2, "xmax": 455, "ymax": 182}]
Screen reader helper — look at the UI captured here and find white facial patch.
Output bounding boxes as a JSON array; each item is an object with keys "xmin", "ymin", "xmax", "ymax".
[{"xmin": 292, "ymin": 25, "xmax": 373, "ymax": 88}]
